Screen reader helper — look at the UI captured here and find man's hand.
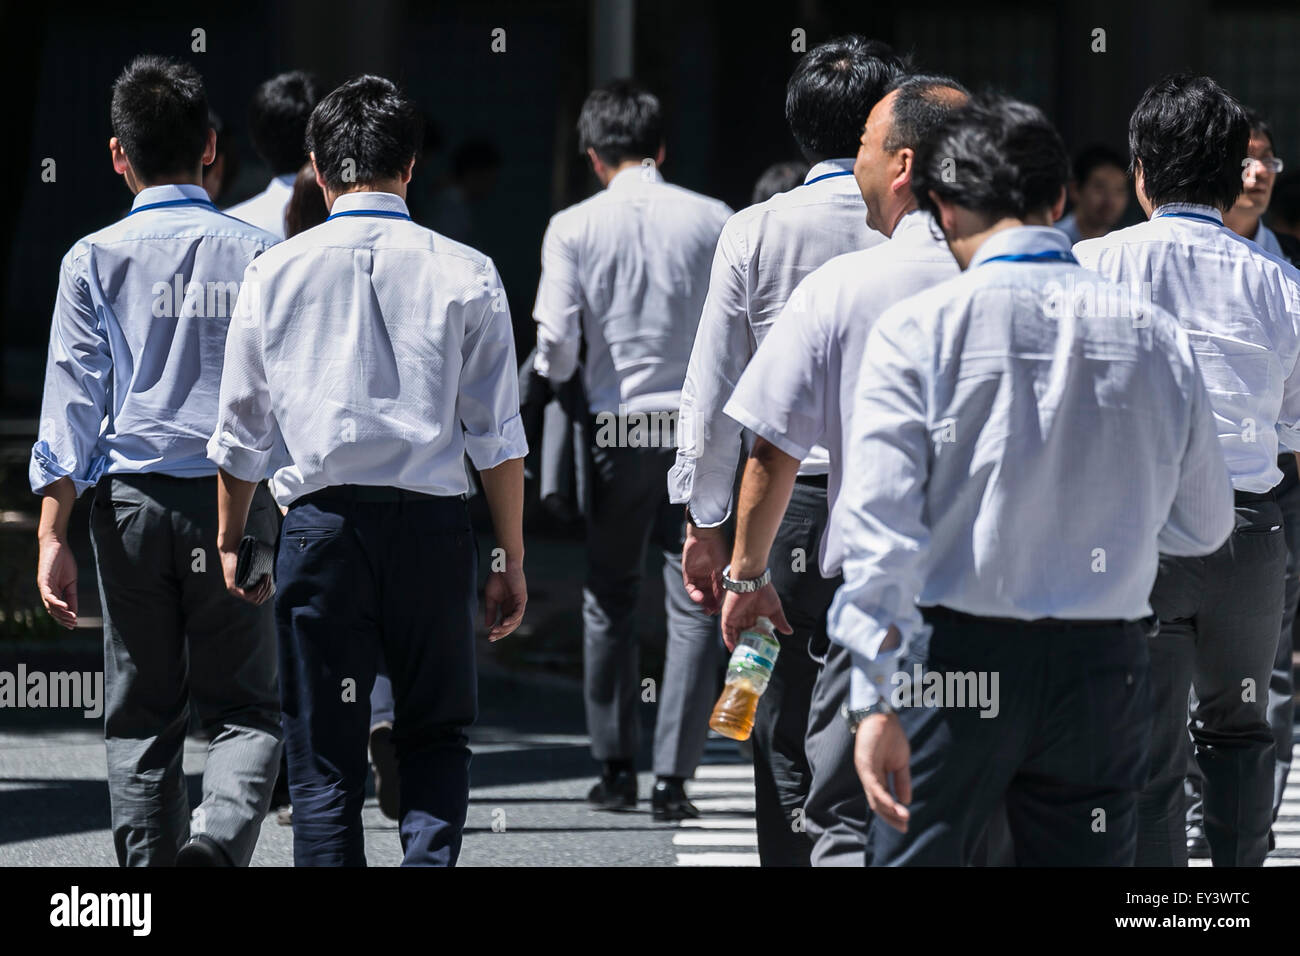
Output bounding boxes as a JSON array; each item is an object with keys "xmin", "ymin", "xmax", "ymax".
[
  {"xmin": 719, "ymin": 582, "xmax": 792, "ymax": 651},
  {"xmin": 219, "ymin": 546, "xmax": 273, "ymax": 605},
  {"xmin": 485, "ymin": 560, "xmax": 527, "ymax": 641},
  {"xmin": 682, "ymin": 522, "xmax": 727, "ymax": 614},
  {"xmin": 854, "ymin": 712, "xmax": 912, "ymax": 832},
  {"xmin": 36, "ymin": 533, "xmax": 79, "ymax": 629}
]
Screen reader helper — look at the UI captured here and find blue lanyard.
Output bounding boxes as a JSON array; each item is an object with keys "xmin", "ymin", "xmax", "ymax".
[
  {"xmin": 1155, "ymin": 210, "xmax": 1223, "ymax": 227},
  {"xmin": 129, "ymin": 197, "xmax": 218, "ymax": 215},
  {"xmin": 804, "ymin": 170, "xmax": 854, "ymax": 186},
  {"xmin": 325, "ymin": 209, "xmax": 412, "ymax": 222},
  {"xmin": 980, "ymin": 250, "xmax": 1078, "ymax": 266}
]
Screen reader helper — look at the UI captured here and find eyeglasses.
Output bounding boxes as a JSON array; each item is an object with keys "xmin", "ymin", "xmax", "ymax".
[{"xmin": 1244, "ymin": 157, "xmax": 1285, "ymax": 174}]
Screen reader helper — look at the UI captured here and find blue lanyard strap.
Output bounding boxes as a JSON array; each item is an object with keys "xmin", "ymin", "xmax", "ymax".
[
  {"xmin": 128, "ymin": 197, "xmax": 218, "ymax": 215},
  {"xmin": 325, "ymin": 209, "xmax": 413, "ymax": 222},
  {"xmin": 980, "ymin": 250, "xmax": 1078, "ymax": 266},
  {"xmin": 804, "ymin": 170, "xmax": 855, "ymax": 186},
  {"xmin": 1155, "ymin": 211, "xmax": 1223, "ymax": 227}
]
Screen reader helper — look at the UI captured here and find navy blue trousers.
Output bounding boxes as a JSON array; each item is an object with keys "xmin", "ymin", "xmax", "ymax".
[{"xmin": 275, "ymin": 487, "xmax": 478, "ymax": 866}]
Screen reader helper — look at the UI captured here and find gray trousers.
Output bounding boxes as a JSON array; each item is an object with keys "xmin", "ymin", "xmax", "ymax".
[
  {"xmin": 90, "ymin": 473, "xmax": 282, "ymax": 866},
  {"xmin": 582, "ymin": 437, "xmax": 723, "ymax": 776},
  {"xmin": 1138, "ymin": 498, "xmax": 1283, "ymax": 866}
]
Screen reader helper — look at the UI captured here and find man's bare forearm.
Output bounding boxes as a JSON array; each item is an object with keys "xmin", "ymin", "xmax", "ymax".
[
  {"xmin": 216, "ymin": 468, "xmax": 259, "ymax": 552},
  {"xmin": 729, "ymin": 438, "xmax": 801, "ymax": 579},
  {"xmin": 37, "ymin": 477, "xmax": 77, "ymax": 541},
  {"xmin": 478, "ymin": 457, "xmax": 525, "ymax": 562}
]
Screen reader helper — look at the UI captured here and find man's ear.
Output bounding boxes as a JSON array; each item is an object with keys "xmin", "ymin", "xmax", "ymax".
[
  {"xmin": 893, "ymin": 147, "xmax": 914, "ymax": 195},
  {"xmin": 109, "ymin": 137, "xmax": 130, "ymax": 177},
  {"xmin": 311, "ymin": 152, "xmax": 327, "ymax": 191},
  {"xmin": 201, "ymin": 127, "xmax": 217, "ymax": 168},
  {"xmin": 655, "ymin": 142, "xmax": 666, "ymax": 168},
  {"xmin": 1051, "ymin": 185, "xmax": 1067, "ymax": 222},
  {"xmin": 586, "ymin": 147, "xmax": 603, "ymax": 178},
  {"xmin": 402, "ymin": 154, "xmax": 415, "ymax": 184}
]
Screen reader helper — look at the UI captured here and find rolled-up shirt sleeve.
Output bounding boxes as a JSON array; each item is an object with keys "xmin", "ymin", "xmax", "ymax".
[
  {"xmin": 828, "ymin": 312, "xmax": 932, "ymax": 709},
  {"xmin": 532, "ymin": 215, "xmax": 583, "ymax": 387},
  {"xmin": 724, "ymin": 273, "xmax": 829, "ymax": 463},
  {"xmin": 30, "ymin": 252, "xmax": 111, "ymax": 496},
  {"xmin": 1158, "ymin": 341, "xmax": 1234, "ymax": 555},
  {"xmin": 460, "ymin": 260, "xmax": 528, "ymax": 470},
  {"xmin": 207, "ymin": 261, "xmax": 282, "ymax": 482},
  {"xmin": 668, "ymin": 223, "xmax": 751, "ymax": 526}
]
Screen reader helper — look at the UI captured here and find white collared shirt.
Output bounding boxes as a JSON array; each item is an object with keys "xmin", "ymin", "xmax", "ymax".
[
  {"xmin": 724, "ymin": 210, "xmax": 958, "ymax": 575},
  {"xmin": 829, "ymin": 226, "xmax": 1233, "ymax": 708},
  {"xmin": 669, "ymin": 159, "xmax": 885, "ymax": 526},
  {"xmin": 208, "ymin": 191, "xmax": 527, "ymax": 505},
  {"xmin": 532, "ymin": 165, "xmax": 732, "ymax": 415},
  {"xmin": 1075, "ymin": 202, "xmax": 1300, "ymax": 490},
  {"xmin": 225, "ymin": 174, "xmax": 296, "ymax": 240},
  {"xmin": 30, "ymin": 184, "xmax": 278, "ymax": 495}
]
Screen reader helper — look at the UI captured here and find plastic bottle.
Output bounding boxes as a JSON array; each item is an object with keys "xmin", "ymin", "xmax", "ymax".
[{"xmin": 708, "ymin": 617, "xmax": 781, "ymax": 741}]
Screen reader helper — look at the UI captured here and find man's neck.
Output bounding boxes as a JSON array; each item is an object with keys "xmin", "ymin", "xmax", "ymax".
[
  {"xmin": 131, "ymin": 171, "xmax": 204, "ymax": 195},
  {"xmin": 601, "ymin": 159, "xmax": 651, "ymax": 187},
  {"xmin": 325, "ymin": 178, "xmax": 408, "ymax": 208},
  {"xmin": 882, "ymin": 198, "xmax": 918, "ymax": 238}
]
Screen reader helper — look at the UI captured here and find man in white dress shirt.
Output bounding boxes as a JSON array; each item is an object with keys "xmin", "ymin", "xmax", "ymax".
[
  {"xmin": 225, "ymin": 71, "xmax": 320, "ymax": 239},
  {"xmin": 670, "ymin": 35, "xmax": 903, "ymax": 865},
  {"xmin": 1076, "ymin": 75, "xmax": 1300, "ymax": 867},
  {"xmin": 832, "ymin": 95, "xmax": 1233, "ymax": 866},
  {"xmin": 210, "ymin": 75, "xmax": 528, "ymax": 866},
  {"xmin": 716, "ymin": 74, "xmax": 967, "ymax": 866},
  {"xmin": 532, "ymin": 80, "xmax": 732, "ymax": 819}
]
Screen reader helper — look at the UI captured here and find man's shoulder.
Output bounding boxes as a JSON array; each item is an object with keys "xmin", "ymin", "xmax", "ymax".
[
  {"xmin": 1073, "ymin": 221, "xmax": 1152, "ymax": 260},
  {"xmin": 63, "ymin": 207, "xmax": 276, "ymax": 271}
]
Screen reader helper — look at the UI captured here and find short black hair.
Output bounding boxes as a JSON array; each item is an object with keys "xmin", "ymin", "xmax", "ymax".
[
  {"xmin": 751, "ymin": 160, "xmax": 809, "ymax": 205},
  {"xmin": 305, "ymin": 75, "xmax": 423, "ymax": 192},
  {"xmin": 1071, "ymin": 143, "xmax": 1127, "ymax": 186},
  {"xmin": 881, "ymin": 73, "xmax": 969, "ymax": 153},
  {"xmin": 1246, "ymin": 109, "xmax": 1275, "ymax": 152},
  {"xmin": 110, "ymin": 55, "xmax": 209, "ymax": 182},
  {"xmin": 785, "ymin": 35, "xmax": 906, "ymax": 162},
  {"xmin": 1128, "ymin": 73, "xmax": 1249, "ymax": 210},
  {"xmin": 249, "ymin": 70, "xmax": 321, "ymax": 175},
  {"xmin": 913, "ymin": 94, "xmax": 1068, "ymax": 223},
  {"xmin": 577, "ymin": 80, "xmax": 662, "ymax": 167}
]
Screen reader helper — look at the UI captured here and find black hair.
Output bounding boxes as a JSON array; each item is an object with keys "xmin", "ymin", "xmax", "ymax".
[
  {"xmin": 785, "ymin": 35, "xmax": 906, "ymax": 162},
  {"xmin": 913, "ymin": 94, "xmax": 1068, "ymax": 223},
  {"xmin": 881, "ymin": 73, "xmax": 969, "ymax": 153},
  {"xmin": 751, "ymin": 160, "xmax": 809, "ymax": 205},
  {"xmin": 305, "ymin": 75, "xmax": 423, "ymax": 192},
  {"xmin": 1128, "ymin": 73, "xmax": 1249, "ymax": 210},
  {"xmin": 1071, "ymin": 143, "xmax": 1127, "ymax": 186},
  {"xmin": 577, "ymin": 80, "xmax": 662, "ymax": 167},
  {"xmin": 1246, "ymin": 109, "xmax": 1275, "ymax": 151},
  {"xmin": 110, "ymin": 55, "xmax": 209, "ymax": 182},
  {"xmin": 249, "ymin": 70, "xmax": 321, "ymax": 175}
]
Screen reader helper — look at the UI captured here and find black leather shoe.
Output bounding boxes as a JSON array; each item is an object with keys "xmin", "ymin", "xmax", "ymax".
[
  {"xmin": 587, "ymin": 770, "xmax": 637, "ymax": 810},
  {"xmin": 176, "ymin": 834, "xmax": 232, "ymax": 866},
  {"xmin": 652, "ymin": 778, "xmax": 700, "ymax": 821},
  {"xmin": 369, "ymin": 722, "xmax": 400, "ymax": 821},
  {"xmin": 1186, "ymin": 824, "xmax": 1211, "ymax": 860}
]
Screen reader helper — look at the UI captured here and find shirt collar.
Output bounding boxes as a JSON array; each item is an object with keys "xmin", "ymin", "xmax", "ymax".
[
  {"xmin": 129, "ymin": 183, "xmax": 211, "ymax": 212},
  {"xmin": 327, "ymin": 191, "xmax": 411, "ymax": 218},
  {"xmin": 892, "ymin": 208, "xmax": 936, "ymax": 241},
  {"xmin": 969, "ymin": 225, "xmax": 1073, "ymax": 268},
  {"xmin": 803, "ymin": 158, "xmax": 856, "ymax": 185},
  {"xmin": 608, "ymin": 164, "xmax": 664, "ymax": 190},
  {"xmin": 1151, "ymin": 202, "xmax": 1224, "ymax": 224}
]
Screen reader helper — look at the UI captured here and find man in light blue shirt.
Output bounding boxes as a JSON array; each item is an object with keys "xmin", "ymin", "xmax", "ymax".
[
  {"xmin": 210, "ymin": 75, "xmax": 528, "ymax": 866},
  {"xmin": 1075, "ymin": 76, "xmax": 1300, "ymax": 867},
  {"xmin": 830, "ymin": 96, "xmax": 1233, "ymax": 866},
  {"xmin": 32, "ymin": 56, "xmax": 283, "ymax": 867}
]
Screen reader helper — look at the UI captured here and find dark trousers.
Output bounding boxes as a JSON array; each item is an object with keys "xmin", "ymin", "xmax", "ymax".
[
  {"xmin": 275, "ymin": 487, "xmax": 478, "ymax": 867},
  {"xmin": 867, "ymin": 608, "xmax": 1151, "ymax": 866},
  {"xmin": 90, "ymin": 473, "xmax": 282, "ymax": 866},
  {"xmin": 1139, "ymin": 499, "xmax": 1283, "ymax": 867},
  {"xmin": 1270, "ymin": 456, "xmax": 1300, "ymax": 817},
  {"xmin": 752, "ymin": 480, "xmax": 840, "ymax": 866},
  {"xmin": 582, "ymin": 433, "xmax": 722, "ymax": 776}
]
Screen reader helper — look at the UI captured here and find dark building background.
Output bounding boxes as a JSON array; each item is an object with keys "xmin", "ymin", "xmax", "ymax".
[{"xmin": 5, "ymin": 0, "xmax": 1300, "ymax": 413}]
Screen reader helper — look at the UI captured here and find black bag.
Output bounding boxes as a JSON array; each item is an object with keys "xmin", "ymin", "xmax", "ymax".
[{"xmin": 235, "ymin": 535, "xmax": 276, "ymax": 590}]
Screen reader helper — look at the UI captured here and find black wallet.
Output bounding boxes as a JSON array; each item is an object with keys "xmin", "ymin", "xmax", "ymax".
[{"xmin": 235, "ymin": 535, "xmax": 276, "ymax": 590}]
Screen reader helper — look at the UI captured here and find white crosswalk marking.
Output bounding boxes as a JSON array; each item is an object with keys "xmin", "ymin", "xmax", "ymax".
[{"xmin": 673, "ymin": 736, "xmax": 1300, "ymax": 866}]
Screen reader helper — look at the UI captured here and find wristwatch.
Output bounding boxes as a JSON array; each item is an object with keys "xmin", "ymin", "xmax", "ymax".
[
  {"xmin": 721, "ymin": 564, "xmax": 772, "ymax": 593},
  {"xmin": 842, "ymin": 699, "xmax": 893, "ymax": 733}
]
